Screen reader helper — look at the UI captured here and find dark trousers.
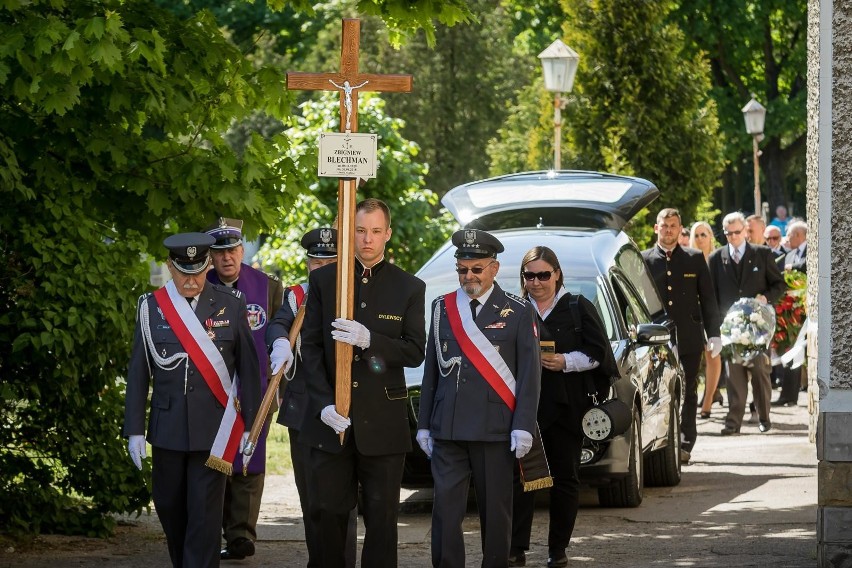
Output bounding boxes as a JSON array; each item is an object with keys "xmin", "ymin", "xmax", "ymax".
[
  {"xmin": 511, "ymin": 419, "xmax": 583, "ymax": 553},
  {"xmin": 152, "ymin": 447, "xmax": 227, "ymax": 568},
  {"xmin": 431, "ymin": 439, "xmax": 514, "ymax": 568},
  {"xmin": 680, "ymin": 351, "xmax": 701, "ymax": 452},
  {"xmin": 309, "ymin": 439, "xmax": 404, "ymax": 568},
  {"xmin": 290, "ymin": 429, "xmax": 357, "ymax": 568},
  {"xmin": 779, "ymin": 366, "xmax": 802, "ymax": 403},
  {"xmin": 222, "ymin": 472, "xmax": 264, "ymax": 544},
  {"xmin": 725, "ymin": 353, "xmax": 772, "ymax": 430}
]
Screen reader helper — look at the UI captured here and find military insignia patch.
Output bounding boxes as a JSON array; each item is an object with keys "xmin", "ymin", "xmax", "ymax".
[
  {"xmin": 246, "ymin": 304, "xmax": 267, "ymax": 331},
  {"xmin": 500, "ymin": 304, "xmax": 514, "ymax": 317}
]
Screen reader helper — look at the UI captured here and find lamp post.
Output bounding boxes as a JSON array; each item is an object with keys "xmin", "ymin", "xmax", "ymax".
[
  {"xmin": 539, "ymin": 40, "xmax": 580, "ymax": 170},
  {"xmin": 742, "ymin": 96, "xmax": 766, "ymax": 216}
]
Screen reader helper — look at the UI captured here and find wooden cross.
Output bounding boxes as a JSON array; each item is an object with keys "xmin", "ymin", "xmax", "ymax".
[{"xmin": 287, "ymin": 19, "xmax": 412, "ymax": 444}]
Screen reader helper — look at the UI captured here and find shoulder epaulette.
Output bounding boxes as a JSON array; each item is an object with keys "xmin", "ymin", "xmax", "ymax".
[
  {"xmin": 266, "ymin": 272, "xmax": 280, "ymax": 283},
  {"xmin": 505, "ymin": 291, "xmax": 528, "ymax": 306},
  {"xmin": 230, "ymin": 288, "xmax": 243, "ymax": 298}
]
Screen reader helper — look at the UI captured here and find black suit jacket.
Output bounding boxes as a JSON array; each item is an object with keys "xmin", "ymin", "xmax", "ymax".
[
  {"xmin": 124, "ymin": 283, "xmax": 260, "ymax": 451},
  {"xmin": 298, "ymin": 261, "xmax": 426, "ymax": 456},
  {"xmin": 781, "ymin": 245, "xmax": 807, "ymax": 274},
  {"xmin": 708, "ymin": 243, "xmax": 786, "ymax": 316},
  {"xmin": 642, "ymin": 245, "xmax": 721, "ymax": 355}
]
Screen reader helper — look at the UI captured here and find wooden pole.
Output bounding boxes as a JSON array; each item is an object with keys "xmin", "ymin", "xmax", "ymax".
[{"xmin": 753, "ymin": 136, "xmax": 761, "ymax": 216}]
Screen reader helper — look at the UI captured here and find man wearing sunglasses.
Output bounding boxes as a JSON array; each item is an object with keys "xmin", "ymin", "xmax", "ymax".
[
  {"xmin": 709, "ymin": 212, "xmax": 785, "ymax": 435},
  {"xmin": 416, "ymin": 229, "xmax": 541, "ymax": 567},
  {"xmin": 643, "ymin": 208, "xmax": 721, "ymax": 463}
]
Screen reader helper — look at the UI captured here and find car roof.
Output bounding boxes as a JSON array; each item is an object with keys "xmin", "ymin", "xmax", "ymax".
[{"xmin": 441, "ymin": 170, "xmax": 659, "ymax": 232}]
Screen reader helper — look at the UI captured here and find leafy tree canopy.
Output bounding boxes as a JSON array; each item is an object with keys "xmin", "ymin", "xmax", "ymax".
[{"xmin": 0, "ymin": 0, "xmax": 467, "ymax": 536}]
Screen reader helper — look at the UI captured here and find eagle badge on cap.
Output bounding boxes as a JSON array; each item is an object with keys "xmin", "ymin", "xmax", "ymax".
[
  {"xmin": 465, "ymin": 230, "xmax": 477, "ymax": 244},
  {"xmin": 187, "ymin": 246, "xmax": 197, "ymax": 259},
  {"xmin": 219, "ymin": 217, "xmax": 228, "ymax": 228},
  {"xmin": 320, "ymin": 228, "xmax": 332, "ymax": 243}
]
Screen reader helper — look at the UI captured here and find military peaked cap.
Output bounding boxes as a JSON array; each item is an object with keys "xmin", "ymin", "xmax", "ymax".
[
  {"xmin": 301, "ymin": 227, "xmax": 338, "ymax": 258},
  {"xmin": 164, "ymin": 232, "xmax": 215, "ymax": 274},
  {"xmin": 452, "ymin": 229, "xmax": 504, "ymax": 259}
]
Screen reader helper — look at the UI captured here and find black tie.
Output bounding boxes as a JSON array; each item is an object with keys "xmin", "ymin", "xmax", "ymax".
[
  {"xmin": 470, "ymin": 299, "xmax": 479, "ymax": 320},
  {"xmin": 186, "ymin": 296, "xmax": 195, "ymax": 311}
]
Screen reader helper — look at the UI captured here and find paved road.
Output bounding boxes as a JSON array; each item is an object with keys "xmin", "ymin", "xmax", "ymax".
[{"xmin": 2, "ymin": 392, "xmax": 816, "ymax": 567}]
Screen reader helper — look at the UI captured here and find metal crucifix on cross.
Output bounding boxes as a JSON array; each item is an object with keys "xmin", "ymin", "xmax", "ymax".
[{"xmin": 287, "ymin": 19, "xmax": 413, "ymax": 443}]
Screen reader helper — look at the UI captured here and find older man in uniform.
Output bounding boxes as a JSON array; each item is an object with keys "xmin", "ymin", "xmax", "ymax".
[
  {"xmin": 298, "ymin": 198, "xmax": 426, "ymax": 568},
  {"xmin": 124, "ymin": 232, "xmax": 260, "ymax": 567},
  {"xmin": 709, "ymin": 212, "xmax": 785, "ymax": 435},
  {"xmin": 643, "ymin": 208, "xmax": 721, "ymax": 462},
  {"xmin": 203, "ymin": 217, "xmax": 285, "ymax": 561},
  {"xmin": 416, "ymin": 229, "xmax": 541, "ymax": 568},
  {"xmin": 265, "ymin": 227, "xmax": 356, "ymax": 568}
]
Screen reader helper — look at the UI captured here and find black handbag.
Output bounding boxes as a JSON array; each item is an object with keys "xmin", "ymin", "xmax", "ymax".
[{"xmin": 566, "ymin": 296, "xmax": 632, "ymax": 441}]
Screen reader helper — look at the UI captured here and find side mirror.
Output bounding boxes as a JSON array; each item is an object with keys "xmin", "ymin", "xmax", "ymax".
[{"xmin": 635, "ymin": 323, "xmax": 670, "ymax": 346}]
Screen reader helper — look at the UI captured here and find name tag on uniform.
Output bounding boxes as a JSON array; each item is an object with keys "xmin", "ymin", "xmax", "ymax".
[
  {"xmin": 683, "ymin": 273, "xmax": 696, "ymax": 278},
  {"xmin": 212, "ymin": 320, "xmax": 230, "ymax": 327},
  {"xmin": 378, "ymin": 314, "xmax": 403, "ymax": 321}
]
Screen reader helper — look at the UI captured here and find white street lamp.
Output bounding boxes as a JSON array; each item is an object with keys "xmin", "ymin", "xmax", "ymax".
[
  {"xmin": 742, "ymin": 96, "xmax": 766, "ymax": 216},
  {"xmin": 539, "ymin": 40, "xmax": 580, "ymax": 170}
]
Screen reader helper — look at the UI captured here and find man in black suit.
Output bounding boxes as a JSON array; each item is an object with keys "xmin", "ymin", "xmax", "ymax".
[
  {"xmin": 643, "ymin": 208, "xmax": 721, "ymax": 460},
  {"xmin": 709, "ymin": 212, "xmax": 785, "ymax": 435},
  {"xmin": 298, "ymin": 199, "xmax": 426, "ymax": 568},
  {"xmin": 764, "ymin": 225, "xmax": 787, "ymax": 259},
  {"xmin": 416, "ymin": 229, "xmax": 541, "ymax": 568},
  {"xmin": 774, "ymin": 220, "xmax": 808, "ymax": 406},
  {"xmin": 124, "ymin": 232, "xmax": 260, "ymax": 567}
]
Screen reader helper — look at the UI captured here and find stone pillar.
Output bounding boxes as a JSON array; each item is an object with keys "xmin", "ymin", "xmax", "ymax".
[{"xmin": 814, "ymin": 0, "xmax": 852, "ymax": 565}]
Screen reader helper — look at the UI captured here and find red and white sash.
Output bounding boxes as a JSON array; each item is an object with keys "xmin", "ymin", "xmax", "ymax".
[
  {"xmin": 444, "ymin": 290, "xmax": 517, "ymax": 411},
  {"xmin": 154, "ymin": 280, "xmax": 244, "ymax": 474}
]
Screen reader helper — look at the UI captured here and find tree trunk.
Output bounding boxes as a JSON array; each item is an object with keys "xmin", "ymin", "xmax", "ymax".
[{"xmin": 761, "ymin": 137, "xmax": 787, "ymax": 215}]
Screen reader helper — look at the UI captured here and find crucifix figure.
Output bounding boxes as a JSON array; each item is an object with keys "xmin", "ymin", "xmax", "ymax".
[
  {"xmin": 287, "ymin": 19, "xmax": 412, "ymax": 442},
  {"xmin": 328, "ymin": 79, "xmax": 369, "ymax": 132}
]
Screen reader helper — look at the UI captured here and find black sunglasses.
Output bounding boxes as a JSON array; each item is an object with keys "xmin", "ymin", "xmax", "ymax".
[
  {"xmin": 723, "ymin": 229, "xmax": 743, "ymax": 236},
  {"xmin": 456, "ymin": 261, "xmax": 495, "ymax": 275},
  {"xmin": 522, "ymin": 270, "xmax": 554, "ymax": 282}
]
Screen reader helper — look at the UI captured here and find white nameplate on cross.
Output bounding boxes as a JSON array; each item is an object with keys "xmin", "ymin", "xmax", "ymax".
[{"xmin": 318, "ymin": 132, "xmax": 377, "ymax": 179}]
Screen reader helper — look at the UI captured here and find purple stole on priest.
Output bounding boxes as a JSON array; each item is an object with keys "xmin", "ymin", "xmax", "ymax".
[{"xmin": 208, "ymin": 263, "xmax": 270, "ymax": 475}]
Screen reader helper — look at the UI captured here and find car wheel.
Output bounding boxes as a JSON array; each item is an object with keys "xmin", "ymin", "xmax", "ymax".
[
  {"xmin": 598, "ymin": 407, "xmax": 643, "ymax": 508},
  {"xmin": 644, "ymin": 395, "xmax": 682, "ymax": 487}
]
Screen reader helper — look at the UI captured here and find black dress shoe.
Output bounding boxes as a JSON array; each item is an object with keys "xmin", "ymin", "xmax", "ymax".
[
  {"xmin": 507, "ymin": 549, "xmax": 526, "ymax": 567},
  {"xmin": 547, "ymin": 549, "xmax": 569, "ymax": 568},
  {"xmin": 221, "ymin": 537, "xmax": 255, "ymax": 560},
  {"xmin": 720, "ymin": 426, "xmax": 740, "ymax": 436},
  {"xmin": 759, "ymin": 421, "xmax": 772, "ymax": 433}
]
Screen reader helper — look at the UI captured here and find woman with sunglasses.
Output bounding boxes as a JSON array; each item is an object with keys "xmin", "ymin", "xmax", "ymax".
[
  {"xmin": 689, "ymin": 221, "xmax": 724, "ymax": 417},
  {"xmin": 509, "ymin": 246, "xmax": 618, "ymax": 568}
]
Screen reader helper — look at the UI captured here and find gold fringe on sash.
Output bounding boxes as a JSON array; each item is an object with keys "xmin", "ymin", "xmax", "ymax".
[
  {"xmin": 205, "ymin": 455, "xmax": 233, "ymax": 476},
  {"xmin": 519, "ymin": 422, "xmax": 553, "ymax": 492}
]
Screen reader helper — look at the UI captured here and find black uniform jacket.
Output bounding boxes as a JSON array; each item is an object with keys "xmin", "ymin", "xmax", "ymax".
[
  {"xmin": 266, "ymin": 284, "xmax": 310, "ymax": 431},
  {"xmin": 536, "ymin": 293, "xmax": 619, "ymax": 432},
  {"xmin": 417, "ymin": 282, "xmax": 541, "ymax": 442},
  {"xmin": 298, "ymin": 261, "xmax": 426, "ymax": 456},
  {"xmin": 642, "ymin": 245, "xmax": 721, "ymax": 355},
  {"xmin": 708, "ymin": 243, "xmax": 786, "ymax": 316},
  {"xmin": 123, "ymin": 283, "xmax": 260, "ymax": 452}
]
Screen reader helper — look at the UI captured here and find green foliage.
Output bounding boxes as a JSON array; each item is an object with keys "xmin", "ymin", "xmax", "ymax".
[
  {"xmin": 358, "ymin": 0, "xmax": 474, "ymax": 46},
  {"xmin": 0, "ymin": 0, "xmax": 305, "ymax": 536},
  {"xmin": 560, "ymin": 0, "xmax": 724, "ymax": 225},
  {"xmin": 257, "ymin": 93, "xmax": 455, "ymax": 281},
  {"xmin": 672, "ymin": 0, "xmax": 807, "ymax": 212}
]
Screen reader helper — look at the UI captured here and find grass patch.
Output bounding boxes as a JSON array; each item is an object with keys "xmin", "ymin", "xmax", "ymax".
[{"xmin": 264, "ymin": 420, "xmax": 293, "ymax": 475}]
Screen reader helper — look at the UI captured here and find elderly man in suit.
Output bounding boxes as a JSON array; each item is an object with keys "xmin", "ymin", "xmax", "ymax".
[
  {"xmin": 643, "ymin": 208, "xmax": 721, "ymax": 461},
  {"xmin": 709, "ymin": 212, "xmax": 785, "ymax": 435},
  {"xmin": 416, "ymin": 229, "xmax": 542, "ymax": 568},
  {"xmin": 774, "ymin": 220, "xmax": 809, "ymax": 407},
  {"xmin": 124, "ymin": 233, "xmax": 260, "ymax": 567}
]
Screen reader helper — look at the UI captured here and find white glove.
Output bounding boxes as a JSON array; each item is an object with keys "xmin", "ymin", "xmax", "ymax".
[
  {"xmin": 321, "ymin": 405, "xmax": 351, "ymax": 434},
  {"xmin": 239, "ymin": 431, "xmax": 250, "ymax": 454},
  {"xmin": 128, "ymin": 435, "xmax": 146, "ymax": 470},
  {"xmin": 416, "ymin": 429, "xmax": 433, "ymax": 458},
  {"xmin": 563, "ymin": 351, "xmax": 600, "ymax": 373},
  {"xmin": 270, "ymin": 338, "xmax": 294, "ymax": 375},
  {"xmin": 331, "ymin": 318, "xmax": 371, "ymax": 349},
  {"xmin": 707, "ymin": 336, "xmax": 723, "ymax": 358},
  {"xmin": 510, "ymin": 430, "xmax": 533, "ymax": 459}
]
